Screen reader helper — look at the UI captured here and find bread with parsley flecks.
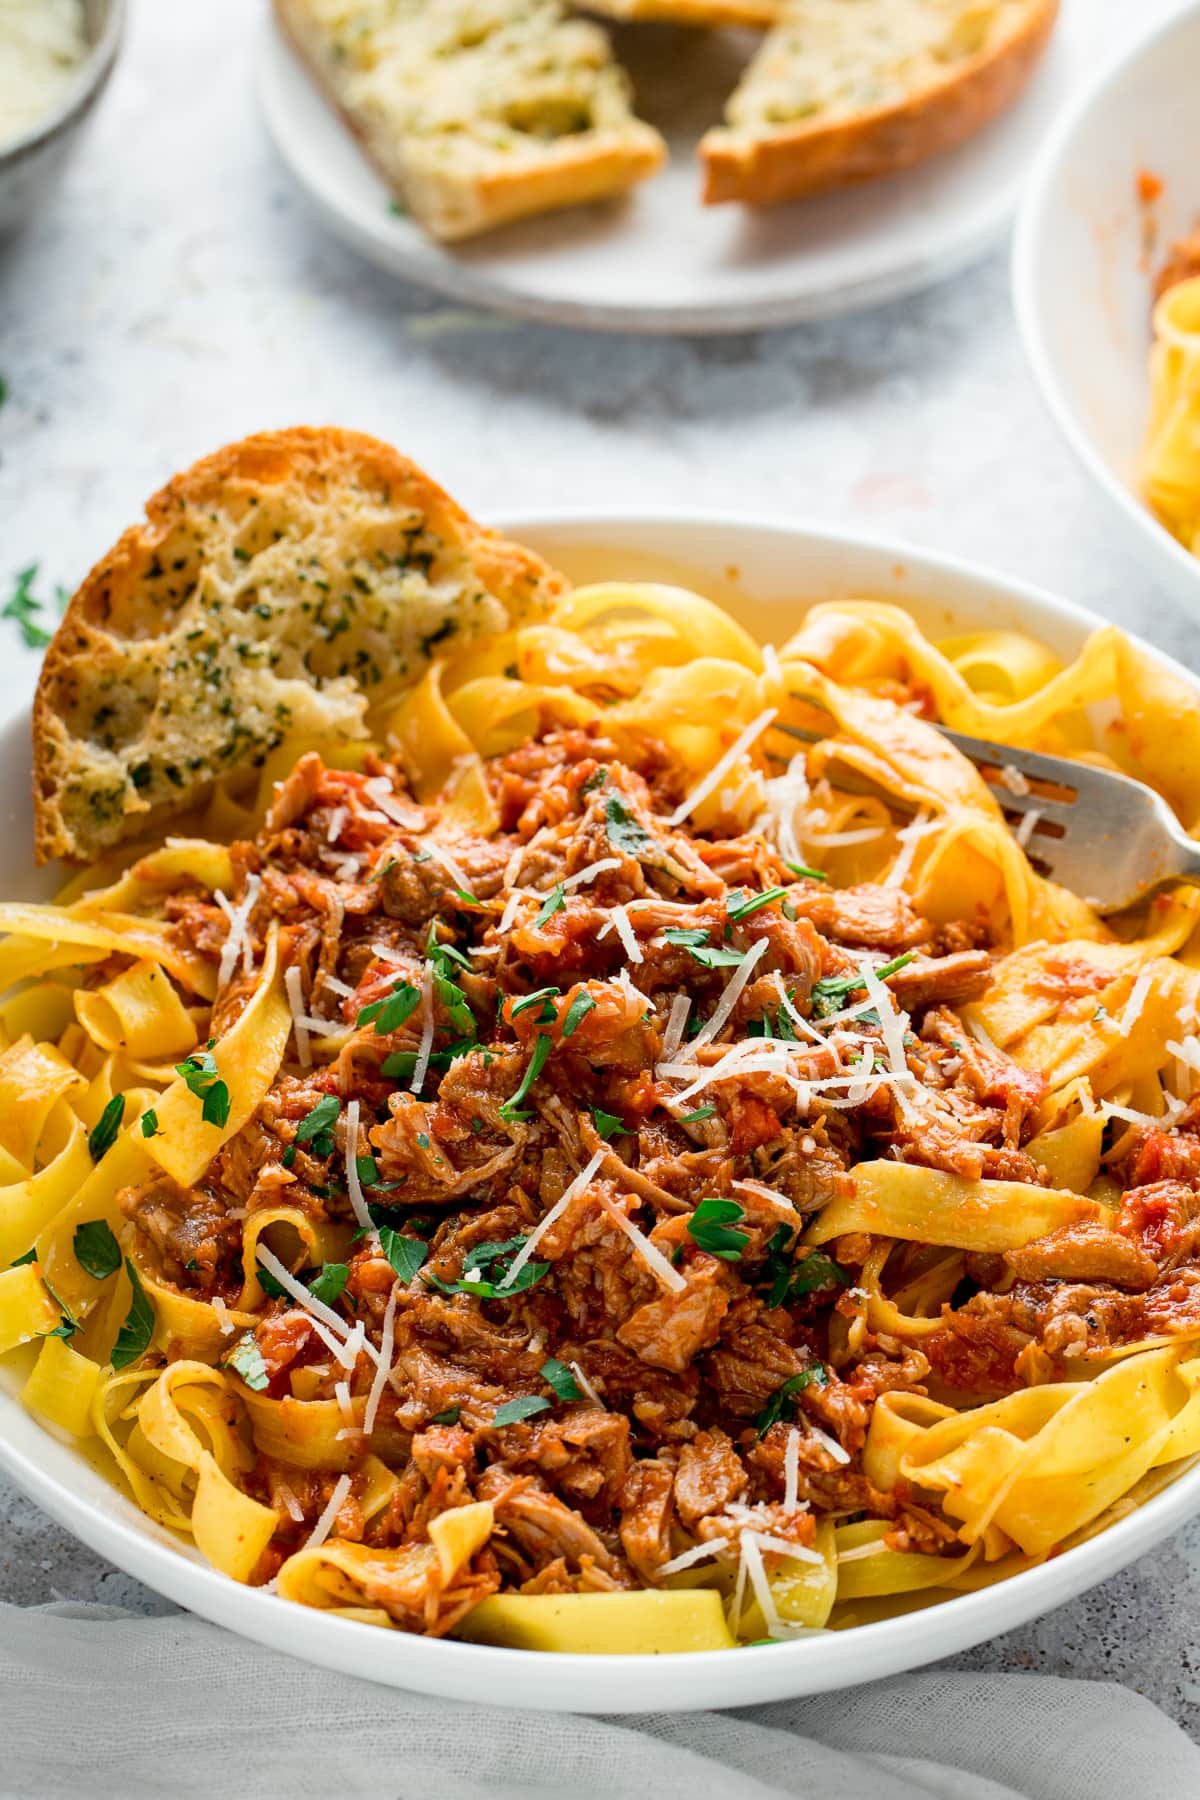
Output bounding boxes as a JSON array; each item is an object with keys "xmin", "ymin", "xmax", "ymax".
[
  {"xmin": 700, "ymin": 0, "xmax": 1059, "ymax": 208},
  {"xmin": 274, "ymin": 0, "xmax": 666, "ymax": 242},
  {"xmin": 583, "ymin": 0, "xmax": 782, "ymax": 25},
  {"xmin": 32, "ymin": 427, "xmax": 566, "ymax": 864}
]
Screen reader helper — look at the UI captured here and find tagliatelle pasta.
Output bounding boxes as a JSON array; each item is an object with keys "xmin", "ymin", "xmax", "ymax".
[
  {"xmin": 1142, "ymin": 274, "xmax": 1200, "ymax": 558},
  {"xmin": 5, "ymin": 575, "xmax": 1200, "ymax": 1654}
]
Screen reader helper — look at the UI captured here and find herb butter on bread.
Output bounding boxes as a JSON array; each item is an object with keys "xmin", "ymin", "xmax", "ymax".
[
  {"xmin": 33, "ymin": 428, "xmax": 564, "ymax": 863},
  {"xmin": 275, "ymin": 0, "xmax": 666, "ymax": 241},
  {"xmin": 701, "ymin": 0, "xmax": 1059, "ymax": 208}
]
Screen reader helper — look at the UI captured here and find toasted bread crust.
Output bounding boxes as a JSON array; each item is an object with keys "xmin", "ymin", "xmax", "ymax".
[
  {"xmin": 274, "ymin": 0, "xmax": 665, "ymax": 242},
  {"xmin": 33, "ymin": 428, "xmax": 565, "ymax": 864},
  {"xmin": 701, "ymin": 0, "xmax": 1059, "ymax": 207}
]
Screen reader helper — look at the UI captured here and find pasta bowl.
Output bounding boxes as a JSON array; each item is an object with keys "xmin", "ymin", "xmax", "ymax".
[
  {"xmin": 2, "ymin": 511, "xmax": 1200, "ymax": 1712},
  {"xmin": 1012, "ymin": 1, "xmax": 1200, "ymax": 615}
]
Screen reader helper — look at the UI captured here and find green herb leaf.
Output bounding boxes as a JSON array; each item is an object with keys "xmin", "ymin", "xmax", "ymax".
[
  {"xmin": 257, "ymin": 1264, "xmax": 287, "ymax": 1299},
  {"xmin": 492, "ymin": 1395, "xmax": 552, "ymax": 1429},
  {"xmin": 175, "ymin": 1050, "xmax": 231, "ymax": 1131},
  {"xmin": 581, "ymin": 767, "xmax": 608, "ymax": 794},
  {"xmin": 426, "ymin": 1234, "xmax": 549, "ymax": 1300},
  {"xmin": 784, "ymin": 862, "xmax": 827, "ymax": 882},
  {"xmin": 664, "ymin": 927, "xmax": 710, "ymax": 948},
  {"xmin": 379, "ymin": 1229, "xmax": 427, "ymax": 1285},
  {"xmin": 357, "ymin": 981, "xmax": 421, "ymax": 1034},
  {"xmin": 110, "ymin": 1259, "xmax": 155, "ymax": 1370},
  {"xmin": 686, "ymin": 1198, "xmax": 749, "ymax": 1262},
  {"xmin": 499, "ymin": 1032, "xmax": 553, "ymax": 1122},
  {"xmin": 809, "ymin": 951, "xmax": 917, "ymax": 1018},
  {"xmin": 727, "ymin": 887, "xmax": 788, "ymax": 922},
  {"xmin": 2, "ymin": 564, "xmax": 53, "ymax": 650},
  {"xmin": 72, "ymin": 1220, "xmax": 121, "ymax": 1282},
  {"xmin": 789, "ymin": 1250, "xmax": 850, "ymax": 1296},
  {"xmin": 356, "ymin": 1154, "xmax": 379, "ymax": 1188},
  {"xmin": 541, "ymin": 1357, "xmax": 582, "ymax": 1403},
  {"xmin": 592, "ymin": 1108, "xmax": 627, "ymax": 1141},
  {"xmin": 141, "ymin": 1108, "xmax": 160, "ymax": 1139},
  {"xmin": 430, "ymin": 1404, "xmax": 461, "ymax": 1425},
  {"xmin": 11, "ymin": 1247, "xmax": 37, "ymax": 1266},
  {"xmin": 687, "ymin": 945, "xmax": 747, "ymax": 969},
  {"xmin": 307, "ymin": 1262, "xmax": 349, "ymax": 1307},
  {"xmin": 226, "ymin": 1333, "xmax": 270, "ymax": 1392},
  {"xmin": 560, "ymin": 990, "xmax": 596, "ymax": 1039},
  {"xmin": 510, "ymin": 986, "xmax": 560, "ymax": 1022},
  {"xmin": 604, "ymin": 794, "xmax": 657, "ymax": 858},
  {"xmin": 533, "ymin": 884, "xmax": 565, "ymax": 929},
  {"xmin": 296, "ymin": 1093, "xmax": 340, "ymax": 1144},
  {"xmin": 755, "ymin": 1365, "xmax": 829, "ymax": 1439},
  {"xmin": 87, "ymin": 1093, "xmax": 126, "ymax": 1162},
  {"xmin": 679, "ymin": 1104, "xmax": 717, "ymax": 1124},
  {"xmin": 452, "ymin": 888, "xmax": 479, "ymax": 906}
]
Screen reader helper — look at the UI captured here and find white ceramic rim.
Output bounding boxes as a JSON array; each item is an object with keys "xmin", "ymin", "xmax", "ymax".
[
  {"xmin": 0, "ymin": 0, "xmax": 126, "ymax": 168},
  {"xmin": 1011, "ymin": 0, "xmax": 1200, "ymax": 606},
  {"xmin": 3, "ymin": 509, "xmax": 1199, "ymax": 1711},
  {"xmin": 256, "ymin": 18, "xmax": 1031, "ymax": 337}
]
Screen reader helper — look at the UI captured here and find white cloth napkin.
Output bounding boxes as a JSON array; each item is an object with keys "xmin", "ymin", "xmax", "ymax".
[{"xmin": 1, "ymin": 1601, "xmax": 1197, "ymax": 1800}]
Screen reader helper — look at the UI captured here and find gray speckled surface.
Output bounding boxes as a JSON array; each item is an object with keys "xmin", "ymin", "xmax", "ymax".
[{"xmin": 0, "ymin": 0, "xmax": 1198, "ymax": 1741}]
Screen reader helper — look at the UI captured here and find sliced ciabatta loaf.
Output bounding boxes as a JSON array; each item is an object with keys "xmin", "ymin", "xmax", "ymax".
[
  {"xmin": 701, "ymin": 0, "xmax": 1059, "ymax": 208},
  {"xmin": 33, "ymin": 428, "xmax": 565, "ymax": 864},
  {"xmin": 275, "ymin": 0, "xmax": 666, "ymax": 242},
  {"xmin": 583, "ymin": 1, "xmax": 781, "ymax": 25}
]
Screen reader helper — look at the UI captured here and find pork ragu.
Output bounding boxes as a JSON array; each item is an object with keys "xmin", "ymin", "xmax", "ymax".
[{"xmin": 114, "ymin": 728, "xmax": 1200, "ymax": 1632}]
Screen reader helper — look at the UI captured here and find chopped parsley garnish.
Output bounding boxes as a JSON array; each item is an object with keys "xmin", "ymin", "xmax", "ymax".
[
  {"xmin": 510, "ymin": 986, "xmax": 561, "ymax": 1023},
  {"xmin": 755, "ymin": 1364, "xmax": 829, "ymax": 1439},
  {"xmin": 541, "ymin": 1358, "xmax": 582, "ymax": 1403},
  {"xmin": 687, "ymin": 945, "xmax": 747, "ymax": 970},
  {"xmin": 425, "ymin": 924, "xmax": 472, "ymax": 975},
  {"xmin": 87, "ymin": 1094, "xmax": 125, "ymax": 1162},
  {"xmin": 226, "ymin": 1334, "xmax": 270, "ymax": 1392},
  {"xmin": 581, "ymin": 767, "xmax": 608, "ymax": 794},
  {"xmin": 11, "ymin": 1247, "xmax": 36, "ymax": 1266},
  {"xmin": 110, "ymin": 1260, "xmax": 155, "ymax": 1370},
  {"xmin": 679, "ymin": 1104, "xmax": 716, "ymax": 1124},
  {"xmin": 726, "ymin": 887, "xmax": 788, "ymax": 921},
  {"xmin": 604, "ymin": 794, "xmax": 657, "ymax": 858},
  {"xmin": 452, "ymin": 888, "xmax": 480, "ymax": 906},
  {"xmin": 381, "ymin": 1041, "xmax": 473, "ymax": 1082},
  {"xmin": 499, "ymin": 1032, "xmax": 553, "ymax": 1122},
  {"xmin": 762, "ymin": 1229, "xmax": 848, "ymax": 1308},
  {"xmin": 308, "ymin": 1262, "xmax": 349, "ymax": 1307},
  {"xmin": 294, "ymin": 1093, "xmax": 340, "ymax": 1156},
  {"xmin": 72, "ymin": 1220, "xmax": 121, "ymax": 1281},
  {"xmin": 2, "ymin": 564, "xmax": 53, "ymax": 650},
  {"xmin": 492, "ymin": 1395, "xmax": 552, "ymax": 1428},
  {"xmin": 560, "ymin": 991, "xmax": 596, "ymax": 1039},
  {"xmin": 686, "ymin": 1198, "xmax": 749, "ymax": 1262},
  {"xmin": 785, "ymin": 862, "xmax": 827, "ymax": 882},
  {"xmin": 431, "ymin": 1404, "xmax": 461, "ymax": 1425},
  {"xmin": 355, "ymin": 1154, "xmax": 379, "ymax": 1188},
  {"xmin": 533, "ymin": 884, "xmax": 565, "ymax": 929},
  {"xmin": 426, "ymin": 1234, "xmax": 549, "ymax": 1300},
  {"xmin": 664, "ymin": 927, "xmax": 710, "ymax": 948},
  {"xmin": 357, "ymin": 981, "xmax": 421, "ymax": 1034},
  {"xmin": 174, "ymin": 1050, "xmax": 231, "ymax": 1130},
  {"xmin": 591, "ymin": 1108, "xmax": 628, "ymax": 1141},
  {"xmin": 140, "ymin": 1108, "xmax": 160, "ymax": 1138},
  {"xmin": 809, "ymin": 951, "xmax": 917, "ymax": 1019},
  {"xmin": 379, "ymin": 1229, "xmax": 427, "ymax": 1285}
]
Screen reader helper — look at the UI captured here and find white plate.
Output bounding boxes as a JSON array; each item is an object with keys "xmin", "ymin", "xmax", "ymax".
[
  {"xmin": 3, "ymin": 511, "xmax": 1200, "ymax": 1710},
  {"xmin": 1012, "ymin": 1, "xmax": 1200, "ymax": 614},
  {"xmin": 258, "ymin": 7, "xmax": 1089, "ymax": 334}
]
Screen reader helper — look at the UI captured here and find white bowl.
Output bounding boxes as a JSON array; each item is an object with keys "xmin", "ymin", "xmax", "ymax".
[
  {"xmin": 3, "ymin": 512, "xmax": 1199, "ymax": 1711},
  {"xmin": 1012, "ymin": 2, "xmax": 1200, "ymax": 614}
]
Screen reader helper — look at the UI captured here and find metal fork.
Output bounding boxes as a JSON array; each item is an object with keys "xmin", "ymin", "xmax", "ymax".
[{"xmin": 768, "ymin": 720, "xmax": 1200, "ymax": 915}]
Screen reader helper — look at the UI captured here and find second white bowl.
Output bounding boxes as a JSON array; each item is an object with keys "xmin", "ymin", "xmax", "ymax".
[{"xmin": 1012, "ymin": 1, "xmax": 1200, "ymax": 614}]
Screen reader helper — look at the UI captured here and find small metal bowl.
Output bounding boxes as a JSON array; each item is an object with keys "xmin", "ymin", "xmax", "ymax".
[{"xmin": 0, "ymin": 0, "xmax": 126, "ymax": 237}]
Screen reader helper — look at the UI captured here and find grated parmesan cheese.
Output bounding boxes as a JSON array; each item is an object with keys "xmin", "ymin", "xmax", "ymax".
[
  {"xmin": 344, "ymin": 1098, "xmax": 375, "ymax": 1234},
  {"xmin": 658, "ymin": 1538, "xmax": 731, "ymax": 1577},
  {"xmin": 1013, "ymin": 808, "xmax": 1041, "ymax": 850},
  {"xmin": 215, "ymin": 873, "xmax": 262, "ymax": 988},
  {"xmin": 809, "ymin": 1424, "xmax": 850, "ymax": 1466},
  {"xmin": 326, "ymin": 806, "xmax": 349, "ymax": 844},
  {"xmin": 425, "ymin": 840, "xmax": 471, "ymax": 893},
  {"xmin": 300, "ymin": 1472, "xmax": 352, "ymax": 1554},
  {"xmin": 411, "ymin": 964, "xmax": 435, "ymax": 1094},
  {"xmin": 801, "ymin": 825, "xmax": 885, "ymax": 848},
  {"xmin": 739, "ymin": 1530, "xmax": 784, "ymax": 1640},
  {"xmin": 283, "ymin": 965, "xmax": 311, "ymax": 1068},
  {"xmin": 563, "ymin": 857, "xmax": 622, "ymax": 891},
  {"xmin": 660, "ymin": 993, "xmax": 692, "ymax": 1063},
  {"xmin": 884, "ymin": 810, "xmax": 935, "ymax": 889},
  {"xmin": 210, "ymin": 1295, "xmax": 235, "ymax": 1338},
  {"xmin": 688, "ymin": 936, "xmax": 770, "ymax": 1054},
  {"xmin": 783, "ymin": 1427, "xmax": 801, "ymax": 1512},
  {"xmin": 362, "ymin": 1287, "xmax": 398, "ymax": 1437},
  {"xmin": 601, "ymin": 1200, "xmax": 687, "ymax": 1294},
  {"xmin": 569, "ymin": 1360, "xmax": 605, "ymax": 1410},
  {"xmin": 496, "ymin": 1147, "xmax": 606, "ymax": 1292},
  {"xmin": 668, "ymin": 709, "xmax": 777, "ymax": 827},
  {"xmin": 1118, "ymin": 970, "xmax": 1153, "ymax": 1038},
  {"xmin": 605, "ymin": 903, "xmax": 643, "ymax": 964}
]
